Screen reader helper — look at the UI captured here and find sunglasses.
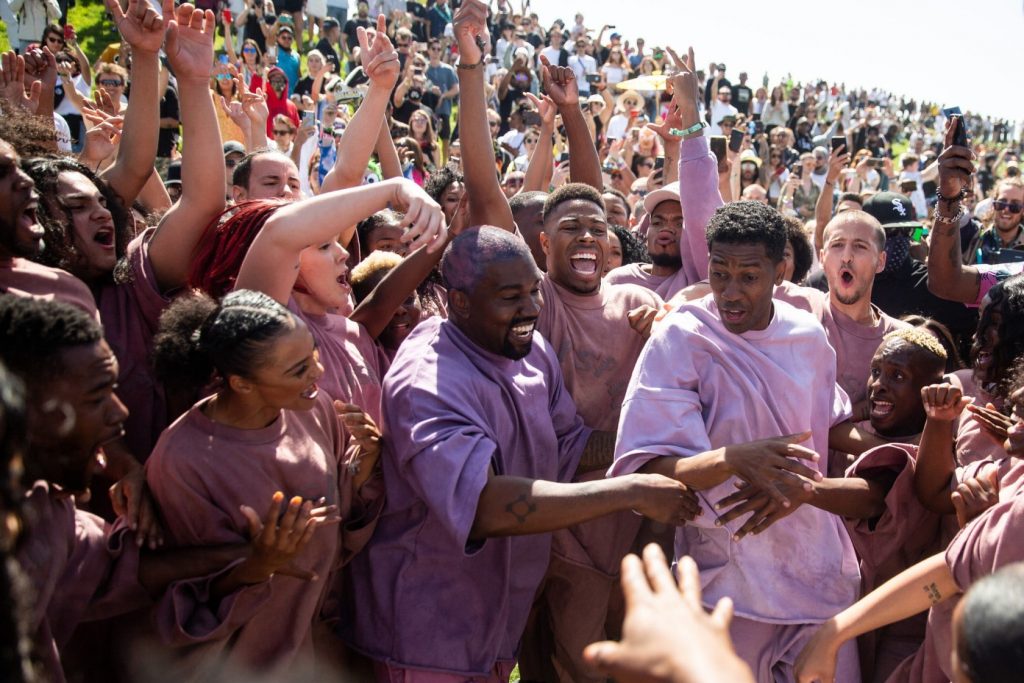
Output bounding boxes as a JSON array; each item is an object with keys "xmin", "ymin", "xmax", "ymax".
[
  {"xmin": 216, "ymin": 73, "xmax": 233, "ymax": 80},
  {"xmin": 273, "ymin": 129, "xmax": 292, "ymax": 136},
  {"xmin": 99, "ymin": 79, "xmax": 124, "ymax": 87},
  {"xmin": 243, "ymin": 46, "xmax": 257, "ymax": 53},
  {"xmin": 489, "ymin": 121, "xmax": 500, "ymax": 128},
  {"xmin": 641, "ymin": 161, "xmax": 655, "ymax": 168},
  {"xmin": 270, "ymin": 79, "xmax": 286, "ymax": 86},
  {"xmin": 994, "ymin": 200, "xmax": 1024, "ymax": 214},
  {"xmin": 525, "ymin": 138, "xmax": 538, "ymax": 144},
  {"xmin": 225, "ymin": 158, "xmax": 239, "ymax": 168},
  {"xmin": 505, "ymin": 177, "xmax": 524, "ymax": 186},
  {"xmin": 47, "ymin": 36, "xmax": 65, "ymax": 43}
]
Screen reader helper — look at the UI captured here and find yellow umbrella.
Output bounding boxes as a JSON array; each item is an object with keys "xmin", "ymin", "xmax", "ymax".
[{"xmin": 615, "ymin": 73, "xmax": 669, "ymax": 91}]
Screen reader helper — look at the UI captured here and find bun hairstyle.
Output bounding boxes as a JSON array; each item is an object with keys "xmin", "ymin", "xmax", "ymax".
[{"xmin": 152, "ymin": 290, "xmax": 297, "ymax": 392}]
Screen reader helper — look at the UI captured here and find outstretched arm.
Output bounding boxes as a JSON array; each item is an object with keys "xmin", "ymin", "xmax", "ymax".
[
  {"xmin": 814, "ymin": 146, "xmax": 849, "ymax": 252},
  {"xmin": 146, "ymin": 2, "xmax": 227, "ymax": 292},
  {"xmin": 914, "ymin": 384, "xmax": 972, "ymax": 514},
  {"xmin": 236, "ymin": 178, "xmax": 445, "ymax": 305},
  {"xmin": 452, "ymin": 0, "xmax": 515, "ymax": 231},
  {"xmin": 522, "ymin": 92, "xmax": 555, "ymax": 192},
  {"xmin": 100, "ymin": 0, "xmax": 164, "ymax": 208},
  {"xmin": 794, "ymin": 553, "xmax": 957, "ymax": 683}
]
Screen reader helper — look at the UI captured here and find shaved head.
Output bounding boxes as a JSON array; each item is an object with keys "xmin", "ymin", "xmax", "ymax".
[
  {"xmin": 442, "ymin": 226, "xmax": 535, "ymax": 292},
  {"xmin": 823, "ymin": 210, "xmax": 886, "ymax": 251}
]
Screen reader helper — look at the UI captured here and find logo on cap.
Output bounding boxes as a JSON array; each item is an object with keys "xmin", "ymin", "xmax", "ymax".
[{"xmin": 892, "ymin": 198, "xmax": 906, "ymax": 217}]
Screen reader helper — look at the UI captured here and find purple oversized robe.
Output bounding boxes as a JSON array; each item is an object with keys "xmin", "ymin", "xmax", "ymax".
[
  {"xmin": 341, "ymin": 317, "xmax": 590, "ymax": 677},
  {"xmin": 611, "ymin": 294, "xmax": 860, "ymax": 623},
  {"xmin": 17, "ymin": 481, "xmax": 146, "ymax": 683},
  {"xmin": 142, "ymin": 393, "xmax": 381, "ymax": 679}
]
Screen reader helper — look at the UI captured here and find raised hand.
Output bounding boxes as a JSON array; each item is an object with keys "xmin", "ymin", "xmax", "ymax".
[
  {"xmin": 79, "ymin": 116, "xmax": 124, "ymax": 164},
  {"xmin": 936, "ymin": 117, "xmax": 975, "ymax": 201},
  {"xmin": 88, "ymin": 87, "xmax": 121, "ymax": 117},
  {"xmin": 966, "ymin": 402, "xmax": 1015, "ymax": 441},
  {"xmin": 357, "ymin": 14, "xmax": 400, "ymax": 90},
  {"xmin": 106, "ymin": 0, "xmax": 168, "ymax": 54},
  {"xmin": 951, "ymin": 465, "xmax": 1000, "ymax": 528},
  {"xmin": 628, "ymin": 473, "xmax": 702, "ymax": 525},
  {"xmin": 522, "ymin": 91, "xmax": 556, "ymax": 128},
  {"xmin": 721, "ymin": 432, "xmax": 823, "ymax": 509},
  {"xmin": 920, "ymin": 383, "xmax": 972, "ymax": 422},
  {"xmin": 0, "ymin": 51, "xmax": 42, "ymax": 112},
  {"xmin": 21, "ymin": 47, "xmax": 58, "ymax": 97},
  {"xmin": 539, "ymin": 54, "xmax": 579, "ymax": 108},
  {"xmin": 165, "ymin": 0, "xmax": 216, "ymax": 82},
  {"xmin": 235, "ymin": 492, "xmax": 323, "ymax": 583},
  {"xmin": 667, "ymin": 46, "xmax": 698, "ymax": 114},
  {"xmin": 646, "ymin": 103, "xmax": 683, "ymax": 144},
  {"xmin": 219, "ymin": 95, "xmax": 252, "ymax": 138},
  {"xmin": 392, "ymin": 179, "xmax": 448, "ymax": 253},
  {"xmin": 584, "ymin": 548, "xmax": 752, "ymax": 683},
  {"xmin": 452, "ymin": 0, "xmax": 489, "ymax": 65},
  {"xmin": 826, "ymin": 145, "xmax": 850, "ymax": 184}
]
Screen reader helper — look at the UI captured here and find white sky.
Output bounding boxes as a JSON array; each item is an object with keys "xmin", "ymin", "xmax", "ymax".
[{"xmin": 525, "ymin": 0, "xmax": 1024, "ymax": 121}]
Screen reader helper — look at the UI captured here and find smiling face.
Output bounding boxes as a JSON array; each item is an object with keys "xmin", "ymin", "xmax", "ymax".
[
  {"xmin": 451, "ymin": 254, "xmax": 543, "ymax": 360},
  {"xmin": 0, "ymin": 142, "xmax": 43, "ymax": 258},
  {"xmin": 605, "ymin": 230, "xmax": 623, "ymax": 275},
  {"xmin": 708, "ymin": 241, "xmax": 784, "ymax": 334},
  {"xmin": 541, "ymin": 198, "xmax": 608, "ymax": 295},
  {"xmin": 50, "ymin": 171, "xmax": 118, "ymax": 280},
  {"xmin": 971, "ymin": 296, "xmax": 1001, "ymax": 387},
  {"xmin": 28, "ymin": 340, "xmax": 128, "ymax": 495},
  {"xmin": 232, "ymin": 322, "xmax": 325, "ymax": 412},
  {"xmin": 992, "ymin": 184, "xmax": 1024, "ymax": 236},
  {"xmin": 867, "ymin": 340, "xmax": 937, "ymax": 437},
  {"xmin": 296, "ymin": 239, "xmax": 352, "ymax": 311},
  {"xmin": 821, "ymin": 214, "xmax": 885, "ymax": 307}
]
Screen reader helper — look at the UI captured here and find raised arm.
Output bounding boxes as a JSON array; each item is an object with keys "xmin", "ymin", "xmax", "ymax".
[
  {"xmin": 540, "ymin": 54, "xmax": 602, "ymax": 189},
  {"xmin": 375, "ymin": 120, "xmax": 403, "ymax": 179},
  {"xmin": 452, "ymin": 0, "xmax": 515, "ymax": 231},
  {"xmin": 928, "ymin": 120, "xmax": 983, "ymax": 304},
  {"xmin": 146, "ymin": 2, "xmax": 227, "ymax": 292},
  {"xmin": 914, "ymin": 384, "xmax": 972, "ymax": 514},
  {"xmin": 647, "ymin": 104, "xmax": 682, "ymax": 185},
  {"xmin": 321, "ymin": 15, "xmax": 400, "ymax": 194},
  {"xmin": 669, "ymin": 47, "xmax": 721, "ymax": 286},
  {"xmin": 814, "ymin": 145, "xmax": 849, "ymax": 252},
  {"xmin": 522, "ymin": 92, "xmax": 556, "ymax": 192},
  {"xmin": 236, "ymin": 178, "xmax": 444, "ymax": 305},
  {"xmin": 100, "ymin": 0, "xmax": 164, "ymax": 208}
]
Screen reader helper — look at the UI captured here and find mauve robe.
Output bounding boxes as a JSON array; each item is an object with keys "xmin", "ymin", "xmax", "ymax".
[
  {"xmin": 843, "ymin": 444, "xmax": 950, "ymax": 683},
  {"xmin": 341, "ymin": 317, "xmax": 590, "ymax": 677},
  {"xmin": 17, "ymin": 481, "xmax": 146, "ymax": 683},
  {"xmin": 524, "ymin": 277, "xmax": 662, "ymax": 683},
  {"xmin": 0, "ymin": 256, "xmax": 99, "ymax": 319},
  {"xmin": 611, "ymin": 295, "xmax": 860, "ymax": 624},
  {"xmin": 141, "ymin": 393, "xmax": 381, "ymax": 680},
  {"xmin": 96, "ymin": 229, "xmax": 174, "ymax": 460},
  {"xmin": 289, "ymin": 301, "xmax": 388, "ymax": 426}
]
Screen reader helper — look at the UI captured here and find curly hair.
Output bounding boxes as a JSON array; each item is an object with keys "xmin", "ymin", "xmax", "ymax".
[
  {"xmin": 783, "ymin": 216, "xmax": 814, "ymax": 284},
  {"xmin": 609, "ymin": 225, "xmax": 649, "ymax": 266},
  {"xmin": 974, "ymin": 273, "xmax": 1024, "ymax": 399},
  {"xmin": 423, "ymin": 163, "xmax": 464, "ymax": 203},
  {"xmin": 706, "ymin": 200, "xmax": 787, "ymax": 263},
  {"xmin": 0, "ymin": 105, "xmax": 58, "ymax": 158},
  {"xmin": 23, "ymin": 156, "xmax": 132, "ymax": 283}
]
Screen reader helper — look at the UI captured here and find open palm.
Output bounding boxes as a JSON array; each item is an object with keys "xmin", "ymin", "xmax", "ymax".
[{"xmin": 165, "ymin": 1, "xmax": 216, "ymax": 81}]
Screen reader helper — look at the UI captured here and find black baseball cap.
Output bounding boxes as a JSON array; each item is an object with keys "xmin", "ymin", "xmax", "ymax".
[{"xmin": 862, "ymin": 192, "xmax": 921, "ymax": 230}]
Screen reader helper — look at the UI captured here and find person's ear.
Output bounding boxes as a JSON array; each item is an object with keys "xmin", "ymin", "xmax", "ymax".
[
  {"xmin": 448, "ymin": 289, "xmax": 470, "ymax": 320},
  {"xmin": 876, "ymin": 247, "xmax": 887, "ymax": 274},
  {"xmin": 773, "ymin": 258, "xmax": 786, "ymax": 285},
  {"xmin": 227, "ymin": 374, "xmax": 253, "ymax": 395},
  {"xmin": 539, "ymin": 230, "xmax": 550, "ymax": 256}
]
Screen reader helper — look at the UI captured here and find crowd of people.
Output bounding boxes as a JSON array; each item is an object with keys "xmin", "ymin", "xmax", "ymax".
[{"xmin": 1, "ymin": 0, "xmax": 1024, "ymax": 681}]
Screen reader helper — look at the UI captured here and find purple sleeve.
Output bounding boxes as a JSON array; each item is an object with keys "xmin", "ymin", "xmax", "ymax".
[
  {"xmin": 46, "ymin": 513, "xmax": 149, "ymax": 647},
  {"xmin": 128, "ymin": 229, "xmax": 174, "ymax": 329},
  {"xmin": 945, "ymin": 493, "xmax": 1024, "ymax": 591},
  {"xmin": 390, "ymin": 384, "xmax": 495, "ymax": 551},
  {"xmin": 678, "ymin": 136, "xmax": 724, "ymax": 285},
  {"xmin": 831, "ymin": 382, "xmax": 854, "ymax": 427},
  {"xmin": 610, "ymin": 319, "xmax": 710, "ymax": 477}
]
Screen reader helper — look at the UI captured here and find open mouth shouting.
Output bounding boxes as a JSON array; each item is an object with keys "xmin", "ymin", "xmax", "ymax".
[
  {"xmin": 18, "ymin": 197, "xmax": 44, "ymax": 241},
  {"xmin": 568, "ymin": 250, "xmax": 600, "ymax": 276},
  {"xmin": 93, "ymin": 224, "xmax": 116, "ymax": 250},
  {"xmin": 869, "ymin": 398, "xmax": 894, "ymax": 419},
  {"xmin": 719, "ymin": 306, "xmax": 747, "ymax": 326},
  {"xmin": 838, "ymin": 266, "xmax": 855, "ymax": 288}
]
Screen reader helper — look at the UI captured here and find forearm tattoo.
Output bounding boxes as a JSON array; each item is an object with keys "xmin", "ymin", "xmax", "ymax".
[
  {"xmin": 923, "ymin": 581, "xmax": 943, "ymax": 604},
  {"xmin": 505, "ymin": 493, "xmax": 538, "ymax": 524}
]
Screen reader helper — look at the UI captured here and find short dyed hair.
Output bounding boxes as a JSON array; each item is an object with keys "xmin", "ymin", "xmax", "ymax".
[
  {"xmin": 441, "ymin": 226, "xmax": 534, "ymax": 292},
  {"xmin": 879, "ymin": 327, "xmax": 948, "ymax": 378}
]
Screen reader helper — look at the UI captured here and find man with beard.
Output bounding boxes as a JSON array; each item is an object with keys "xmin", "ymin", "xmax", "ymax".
[
  {"xmin": 605, "ymin": 181, "xmax": 684, "ymax": 297},
  {"xmin": 341, "ymin": 227, "xmax": 697, "ymax": 682},
  {"xmin": 0, "ymin": 138, "xmax": 97, "ymax": 317},
  {"xmin": 778, "ymin": 211, "xmax": 911, "ymax": 424}
]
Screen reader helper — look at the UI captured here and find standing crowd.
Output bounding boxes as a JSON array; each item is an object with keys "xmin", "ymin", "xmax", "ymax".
[{"xmin": 1, "ymin": 0, "xmax": 1024, "ymax": 682}]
